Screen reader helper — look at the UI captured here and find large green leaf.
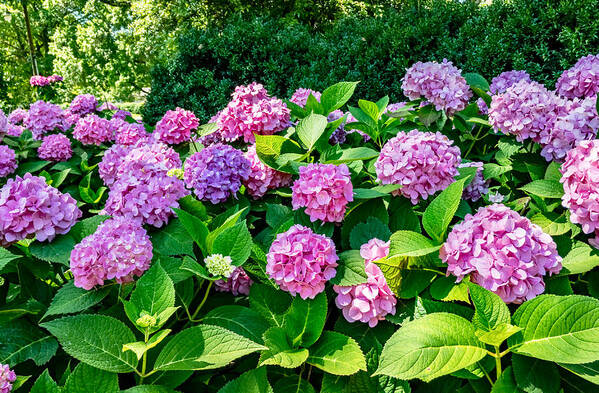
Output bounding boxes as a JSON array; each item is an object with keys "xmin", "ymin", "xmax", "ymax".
[
  {"xmin": 0, "ymin": 247, "xmax": 20, "ymax": 272},
  {"xmin": 255, "ymin": 134, "xmax": 303, "ymax": 173},
  {"xmin": 375, "ymin": 255, "xmax": 436, "ymax": 299},
  {"xmin": 559, "ymin": 361, "xmax": 599, "ymax": 385},
  {"xmin": 559, "ymin": 242, "xmax": 599, "ymax": 275},
  {"xmin": 519, "ymin": 180, "xmax": 564, "ymax": 199},
  {"xmin": 296, "ymin": 113, "xmax": 328, "ymax": 151},
  {"xmin": 320, "ymin": 81, "xmax": 358, "ymax": 113},
  {"xmin": 172, "ymin": 208, "xmax": 209, "ymax": 253},
  {"xmin": 349, "ymin": 217, "xmax": 391, "ymax": 250},
  {"xmin": 389, "ymin": 231, "xmax": 441, "ymax": 257},
  {"xmin": 422, "ymin": 178, "xmax": 466, "ymax": 242},
  {"xmin": 43, "ymin": 281, "xmax": 110, "ymax": 318},
  {"xmin": 212, "ymin": 221, "xmax": 252, "ymax": 266},
  {"xmin": 30, "ymin": 369, "xmax": 61, "ymax": 393},
  {"xmin": 29, "ymin": 234, "xmax": 76, "ymax": 266},
  {"xmin": 0, "ymin": 319, "xmax": 58, "ymax": 367},
  {"xmin": 151, "ymin": 219, "xmax": 194, "ymax": 256},
  {"xmin": 203, "ymin": 305, "xmax": 270, "ymax": 344},
  {"xmin": 306, "ymin": 331, "xmax": 366, "ymax": 376},
  {"xmin": 468, "ymin": 283, "xmax": 510, "ymax": 332},
  {"xmin": 218, "ymin": 367, "xmax": 273, "ymax": 393},
  {"xmin": 283, "ymin": 291, "xmax": 327, "ymax": 347},
  {"xmin": 153, "ymin": 325, "xmax": 266, "ymax": 371},
  {"xmin": 63, "ymin": 363, "xmax": 119, "ymax": 393},
  {"xmin": 41, "ymin": 314, "xmax": 138, "ymax": 373},
  {"xmin": 512, "ymin": 354, "xmax": 560, "ymax": 393},
  {"xmin": 259, "ymin": 327, "xmax": 309, "ymax": 368},
  {"xmin": 329, "ymin": 250, "xmax": 368, "ymax": 286},
  {"xmin": 509, "ymin": 295, "xmax": 599, "ymax": 364},
  {"xmin": 273, "ymin": 376, "xmax": 316, "ymax": 393},
  {"xmin": 249, "ymin": 284, "xmax": 292, "ymax": 327},
  {"xmin": 376, "ymin": 313, "xmax": 487, "ymax": 382}
]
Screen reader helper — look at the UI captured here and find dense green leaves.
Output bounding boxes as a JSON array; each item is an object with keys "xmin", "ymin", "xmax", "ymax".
[
  {"xmin": 259, "ymin": 327, "xmax": 309, "ymax": 368},
  {"xmin": 204, "ymin": 306, "xmax": 270, "ymax": 344},
  {"xmin": 29, "ymin": 235, "xmax": 76, "ymax": 265},
  {"xmin": 389, "ymin": 231, "xmax": 441, "ymax": 257},
  {"xmin": 0, "ymin": 320, "xmax": 58, "ymax": 367},
  {"xmin": 43, "ymin": 282, "xmax": 110, "ymax": 318},
  {"xmin": 519, "ymin": 180, "xmax": 564, "ymax": 199},
  {"xmin": 306, "ymin": 331, "xmax": 366, "ymax": 375},
  {"xmin": 422, "ymin": 178, "xmax": 466, "ymax": 242},
  {"xmin": 329, "ymin": 250, "xmax": 368, "ymax": 286},
  {"xmin": 284, "ymin": 292, "xmax": 327, "ymax": 347},
  {"xmin": 212, "ymin": 221, "xmax": 253, "ymax": 266},
  {"xmin": 250, "ymin": 284, "xmax": 292, "ymax": 328},
  {"xmin": 63, "ymin": 363, "xmax": 119, "ymax": 393},
  {"xmin": 218, "ymin": 367, "xmax": 273, "ymax": 393}
]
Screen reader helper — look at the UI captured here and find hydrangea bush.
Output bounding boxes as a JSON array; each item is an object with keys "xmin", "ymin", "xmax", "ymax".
[{"xmin": 2, "ymin": 55, "xmax": 599, "ymax": 393}]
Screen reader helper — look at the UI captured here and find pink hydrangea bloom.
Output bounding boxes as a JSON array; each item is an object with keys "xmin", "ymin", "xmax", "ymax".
[
  {"xmin": 478, "ymin": 70, "xmax": 532, "ymax": 114},
  {"xmin": 214, "ymin": 266, "xmax": 253, "ymax": 296},
  {"xmin": 8, "ymin": 108, "xmax": 27, "ymax": 125},
  {"xmin": 184, "ymin": 143, "xmax": 250, "ymax": 204},
  {"xmin": 459, "ymin": 161, "xmax": 489, "ymax": 202},
  {"xmin": 440, "ymin": 204, "xmax": 562, "ymax": 304},
  {"xmin": 98, "ymin": 102, "xmax": 119, "ymax": 111},
  {"xmin": 334, "ymin": 238, "xmax": 396, "ymax": 327},
  {"xmin": 216, "ymin": 82, "xmax": 291, "ymax": 143},
  {"xmin": 73, "ymin": 114, "xmax": 113, "ymax": 145},
  {"xmin": 26, "ymin": 100, "xmax": 66, "ymax": 139},
  {"xmin": 0, "ymin": 110, "xmax": 6, "ymax": 133},
  {"xmin": 386, "ymin": 102, "xmax": 407, "ymax": 114},
  {"xmin": 292, "ymin": 163, "xmax": 353, "ymax": 223},
  {"xmin": 154, "ymin": 107, "xmax": 199, "ymax": 144},
  {"xmin": 0, "ymin": 364, "xmax": 16, "ymax": 393},
  {"xmin": 556, "ymin": 54, "xmax": 599, "ymax": 99},
  {"xmin": 69, "ymin": 94, "xmax": 98, "ymax": 115},
  {"xmin": 38, "ymin": 134, "xmax": 72, "ymax": 162},
  {"xmin": 114, "ymin": 122, "xmax": 148, "ymax": 145},
  {"xmin": 266, "ymin": 225, "xmax": 338, "ymax": 299},
  {"xmin": 402, "ymin": 59, "xmax": 472, "ymax": 114},
  {"xmin": 30, "ymin": 75, "xmax": 49, "ymax": 86},
  {"xmin": 70, "ymin": 217, "xmax": 152, "ymax": 290},
  {"xmin": 5, "ymin": 124, "xmax": 23, "ymax": 137},
  {"xmin": 375, "ymin": 130, "xmax": 461, "ymax": 204},
  {"xmin": 0, "ymin": 146, "xmax": 17, "ymax": 177},
  {"xmin": 244, "ymin": 145, "xmax": 292, "ymax": 199},
  {"xmin": 290, "ymin": 88, "xmax": 321, "ymax": 107},
  {"xmin": 561, "ymin": 139, "xmax": 599, "ymax": 247},
  {"xmin": 99, "ymin": 144, "xmax": 133, "ymax": 186},
  {"xmin": 113, "ymin": 109, "xmax": 132, "ymax": 120},
  {"xmin": 0, "ymin": 173, "xmax": 81, "ymax": 245},
  {"xmin": 47, "ymin": 74, "xmax": 63, "ymax": 83},
  {"xmin": 489, "ymin": 80, "xmax": 561, "ymax": 143}
]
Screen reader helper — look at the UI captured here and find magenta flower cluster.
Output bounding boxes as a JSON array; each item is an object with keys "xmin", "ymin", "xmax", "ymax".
[
  {"xmin": 402, "ymin": 59, "xmax": 472, "ymax": 114},
  {"xmin": 214, "ymin": 266, "xmax": 253, "ymax": 296},
  {"xmin": 0, "ymin": 173, "xmax": 81, "ymax": 246},
  {"xmin": 30, "ymin": 74, "xmax": 62, "ymax": 87},
  {"xmin": 440, "ymin": 204, "xmax": 562, "ymax": 304},
  {"xmin": 561, "ymin": 139, "xmax": 599, "ymax": 247},
  {"xmin": 0, "ymin": 110, "xmax": 6, "ymax": 134},
  {"xmin": 70, "ymin": 217, "xmax": 153, "ymax": 290},
  {"xmin": 478, "ymin": 70, "xmax": 531, "ymax": 114},
  {"xmin": 73, "ymin": 114, "xmax": 113, "ymax": 145},
  {"xmin": 244, "ymin": 145, "xmax": 292, "ymax": 198},
  {"xmin": 459, "ymin": 161, "xmax": 489, "ymax": 202},
  {"xmin": 38, "ymin": 134, "xmax": 72, "ymax": 162},
  {"xmin": 292, "ymin": 163, "xmax": 353, "ymax": 222},
  {"xmin": 69, "ymin": 94, "xmax": 98, "ymax": 116},
  {"xmin": 290, "ymin": 88, "xmax": 321, "ymax": 107},
  {"xmin": 556, "ymin": 54, "xmax": 599, "ymax": 99},
  {"xmin": 154, "ymin": 107, "xmax": 199, "ymax": 144},
  {"xmin": 266, "ymin": 225, "xmax": 338, "ymax": 299},
  {"xmin": 328, "ymin": 109, "xmax": 348, "ymax": 144},
  {"xmin": 0, "ymin": 364, "xmax": 16, "ymax": 393},
  {"xmin": 8, "ymin": 109, "xmax": 27, "ymax": 125},
  {"xmin": 375, "ymin": 130, "xmax": 461, "ymax": 204},
  {"xmin": 333, "ymin": 238, "xmax": 396, "ymax": 327},
  {"xmin": 114, "ymin": 121, "xmax": 148, "ymax": 146},
  {"xmin": 184, "ymin": 143, "xmax": 250, "ymax": 204},
  {"xmin": 216, "ymin": 82, "xmax": 291, "ymax": 143},
  {"xmin": 0, "ymin": 146, "xmax": 17, "ymax": 177},
  {"xmin": 99, "ymin": 144, "xmax": 133, "ymax": 186},
  {"xmin": 25, "ymin": 100, "xmax": 66, "ymax": 139}
]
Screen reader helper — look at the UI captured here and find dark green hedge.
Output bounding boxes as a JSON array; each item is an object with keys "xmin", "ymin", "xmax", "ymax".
[{"xmin": 143, "ymin": 0, "xmax": 599, "ymax": 124}]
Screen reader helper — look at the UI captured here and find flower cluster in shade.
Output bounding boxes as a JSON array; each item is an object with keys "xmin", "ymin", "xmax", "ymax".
[
  {"xmin": 114, "ymin": 121, "xmax": 148, "ymax": 146},
  {"xmin": 333, "ymin": 238, "xmax": 397, "ymax": 327},
  {"xmin": 0, "ymin": 110, "xmax": 6, "ymax": 134},
  {"xmin": 560, "ymin": 140, "xmax": 599, "ymax": 248},
  {"xmin": 204, "ymin": 254, "xmax": 235, "ymax": 278},
  {"xmin": 290, "ymin": 88, "xmax": 321, "ymax": 107},
  {"xmin": 555, "ymin": 54, "xmax": 599, "ymax": 99},
  {"xmin": 328, "ymin": 109, "xmax": 348, "ymax": 144},
  {"xmin": 292, "ymin": 163, "xmax": 353, "ymax": 222},
  {"xmin": 477, "ymin": 70, "xmax": 531, "ymax": 114},
  {"xmin": 184, "ymin": 143, "xmax": 250, "ymax": 204},
  {"xmin": 38, "ymin": 134, "xmax": 72, "ymax": 162},
  {"xmin": 154, "ymin": 107, "xmax": 199, "ymax": 144},
  {"xmin": 112, "ymin": 109, "xmax": 132, "ymax": 121},
  {"xmin": 386, "ymin": 102, "xmax": 407, "ymax": 114},
  {"xmin": 0, "ymin": 146, "xmax": 17, "ymax": 177},
  {"xmin": 30, "ymin": 74, "xmax": 62, "ymax": 87},
  {"xmin": 69, "ymin": 94, "xmax": 98, "ymax": 116},
  {"xmin": 401, "ymin": 59, "xmax": 472, "ymax": 114},
  {"xmin": 459, "ymin": 161, "xmax": 489, "ymax": 202},
  {"xmin": 0, "ymin": 173, "xmax": 81, "ymax": 246},
  {"xmin": 215, "ymin": 82, "xmax": 291, "ymax": 143},
  {"xmin": 73, "ymin": 114, "xmax": 113, "ymax": 145},
  {"xmin": 215, "ymin": 266, "xmax": 253, "ymax": 296},
  {"xmin": 244, "ymin": 145, "xmax": 292, "ymax": 198},
  {"xmin": 375, "ymin": 130, "xmax": 461, "ymax": 204},
  {"xmin": 0, "ymin": 364, "xmax": 16, "ymax": 393},
  {"xmin": 266, "ymin": 225, "xmax": 338, "ymax": 299},
  {"xmin": 70, "ymin": 217, "xmax": 152, "ymax": 290},
  {"xmin": 25, "ymin": 100, "xmax": 66, "ymax": 139},
  {"xmin": 440, "ymin": 204, "xmax": 562, "ymax": 304}
]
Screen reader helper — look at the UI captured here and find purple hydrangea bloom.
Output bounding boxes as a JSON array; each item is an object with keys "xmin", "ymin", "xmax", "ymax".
[
  {"xmin": 25, "ymin": 100, "xmax": 66, "ymax": 139},
  {"xmin": 99, "ymin": 144, "xmax": 134, "ymax": 186},
  {"xmin": 0, "ymin": 364, "xmax": 16, "ymax": 393},
  {"xmin": 402, "ymin": 59, "xmax": 472, "ymax": 114},
  {"xmin": 184, "ymin": 143, "xmax": 250, "ymax": 204},
  {"xmin": 375, "ymin": 130, "xmax": 461, "ymax": 204},
  {"xmin": 440, "ymin": 204, "xmax": 562, "ymax": 304},
  {"xmin": 153, "ymin": 107, "xmax": 199, "ymax": 144},
  {"xmin": 98, "ymin": 102, "xmax": 119, "ymax": 111},
  {"xmin": 6, "ymin": 124, "xmax": 23, "ymax": 137},
  {"xmin": 112, "ymin": 109, "xmax": 132, "ymax": 120},
  {"xmin": 459, "ymin": 162, "xmax": 489, "ymax": 202},
  {"xmin": 214, "ymin": 266, "xmax": 253, "ymax": 296},
  {"xmin": 0, "ymin": 146, "xmax": 16, "ymax": 177},
  {"xmin": 0, "ymin": 173, "xmax": 81, "ymax": 245},
  {"xmin": 47, "ymin": 74, "xmax": 63, "ymax": 83},
  {"xmin": 556, "ymin": 54, "xmax": 599, "ymax": 99},
  {"xmin": 70, "ymin": 217, "xmax": 153, "ymax": 290},
  {"xmin": 266, "ymin": 225, "xmax": 338, "ymax": 299},
  {"xmin": 386, "ymin": 102, "xmax": 407, "ymax": 114},
  {"xmin": 328, "ymin": 109, "xmax": 347, "ymax": 144},
  {"xmin": 334, "ymin": 238, "xmax": 396, "ymax": 327},
  {"xmin": 38, "ymin": 134, "xmax": 72, "ymax": 162},
  {"xmin": 73, "ymin": 114, "xmax": 113, "ymax": 145},
  {"xmin": 0, "ymin": 110, "xmax": 6, "ymax": 134},
  {"xmin": 290, "ymin": 88, "xmax": 321, "ymax": 108},
  {"xmin": 114, "ymin": 121, "xmax": 148, "ymax": 146},
  {"xmin": 8, "ymin": 108, "xmax": 27, "ymax": 125},
  {"xmin": 478, "ymin": 70, "xmax": 531, "ymax": 114},
  {"xmin": 30, "ymin": 75, "xmax": 49, "ymax": 87},
  {"xmin": 69, "ymin": 94, "xmax": 98, "ymax": 115},
  {"xmin": 292, "ymin": 163, "xmax": 353, "ymax": 223},
  {"xmin": 244, "ymin": 145, "xmax": 292, "ymax": 199}
]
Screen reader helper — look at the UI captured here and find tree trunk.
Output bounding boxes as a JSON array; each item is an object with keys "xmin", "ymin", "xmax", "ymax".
[{"xmin": 21, "ymin": 0, "xmax": 38, "ymax": 75}]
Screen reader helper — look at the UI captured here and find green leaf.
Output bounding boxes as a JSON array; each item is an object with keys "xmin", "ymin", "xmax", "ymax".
[
  {"xmin": 151, "ymin": 219, "xmax": 194, "ymax": 257},
  {"xmin": 122, "ymin": 387, "xmax": 178, "ymax": 393},
  {"xmin": 259, "ymin": 327, "xmax": 309, "ymax": 368},
  {"xmin": 212, "ymin": 221, "xmax": 252, "ymax": 266},
  {"xmin": 179, "ymin": 256, "xmax": 212, "ymax": 280},
  {"xmin": 375, "ymin": 256, "xmax": 436, "ymax": 299},
  {"xmin": 30, "ymin": 369, "xmax": 60, "ymax": 393},
  {"xmin": 153, "ymin": 325, "xmax": 266, "ymax": 371},
  {"xmin": 41, "ymin": 314, "xmax": 138, "ymax": 373},
  {"xmin": 0, "ymin": 319, "xmax": 58, "ymax": 367},
  {"xmin": 422, "ymin": 178, "xmax": 466, "ymax": 242},
  {"xmin": 497, "ymin": 139, "xmax": 522, "ymax": 157},
  {"xmin": 475, "ymin": 323, "xmax": 522, "ymax": 346},
  {"xmin": 206, "ymin": 208, "xmax": 247, "ymax": 251},
  {"xmin": 306, "ymin": 331, "xmax": 366, "ymax": 376},
  {"xmin": 329, "ymin": 250, "xmax": 368, "ymax": 286},
  {"xmin": 43, "ymin": 281, "xmax": 110, "ymax": 318},
  {"xmin": 296, "ymin": 113, "xmax": 328, "ymax": 151},
  {"xmin": 389, "ymin": 230, "xmax": 441, "ymax": 257},
  {"xmin": 358, "ymin": 99, "xmax": 380, "ymax": 122},
  {"xmin": 509, "ymin": 295, "xmax": 599, "ymax": 364},
  {"xmin": 123, "ymin": 330, "xmax": 171, "ymax": 360},
  {"xmin": 320, "ymin": 81, "xmax": 359, "ymax": 113},
  {"xmin": 70, "ymin": 215, "xmax": 110, "ymax": 241},
  {"xmin": 63, "ymin": 363, "xmax": 119, "ymax": 393},
  {"xmin": 178, "ymin": 195, "xmax": 207, "ymax": 220},
  {"xmin": 204, "ymin": 305, "xmax": 270, "ymax": 344},
  {"xmin": 519, "ymin": 180, "xmax": 564, "ymax": 199},
  {"xmin": 172, "ymin": 208, "xmax": 208, "ymax": 253},
  {"xmin": 29, "ymin": 234, "xmax": 76, "ymax": 266},
  {"xmin": 324, "ymin": 147, "xmax": 379, "ymax": 164},
  {"xmin": 249, "ymin": 284, "xmax": 292, "ymax": 327},
  {"xmin": 255, "ymin": 134, "xmax": 303, "ymax": 173},
  {"xmin": 530, "ymin": 212, "xmax": 570, "ymax": 236},
  {"xmin": 273, "ymin": 376, "xmax": 316, "ymax": 393},
  {"xmin": 16, "ymin": 160, "xmax": 50, "ymax": 176},
  {"xmin": 376, "ymin": 313, "xmax": 487, "ymax": 382},
  {"xmin": 491, "ymin": 366, "xmax": 522, "ymax": 393},
  {"xmin": 0, "ymin": 247, "xmax": 20, "ymax": 272},
  {"xmin": 284, "ymin": 291, "xmax": 327, "ymax": 347},
  {"xmin": 349, "ymin": 217, "xmax": 391, "ymax": 250},
  {"xmin": 430, "ymin": 276, "xmax": 470, "ymax": 303},
  {"xmin": 559, "ymin": 242, "xmax": 599, "ymax": 275},
  {"xmin": 483, "ymin": 163, "xmax": 512, "ymax": 180},
  {"xmin": 468, "ymin": 282, "xmax": 510, "ymax": 332},
  {"xmin": 559, "ymin": 361, "xmax": 599, "ymax": 385},
  {"xmin": 463, "ymin": 73, "xmax": 490, "ymax": 91},
  {"xmin": 218, "ymin": 367, "xmax": 273, "ymax": 393},
  {"xmin": 512, "ymin": 354, "xmax": 560, "ymax": 393},
  {"xmin": 353, "ymin": 184, "xmax": 401, "ymax": 199}
]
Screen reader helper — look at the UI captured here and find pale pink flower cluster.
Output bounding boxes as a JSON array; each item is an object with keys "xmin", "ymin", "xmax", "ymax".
[
  {"xmin": 477, "ymin": 70, "xmax": 531, "ymax": 114},
  {"xmin": 289, "ymin": 88, "xmax": 321, "ymax": 107}
]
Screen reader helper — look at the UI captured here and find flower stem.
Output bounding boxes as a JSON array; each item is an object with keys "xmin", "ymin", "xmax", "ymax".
[
  {"xmin": 494, "ymin": 345, "xmax": 502, "ymax": 380},
  {"xmin": 190, "ymin": 281, "xmax": 213, "ymax": 321},
  {"xmin": 139, "ymin": 331, "xmax": 149, "ymax": 384}
]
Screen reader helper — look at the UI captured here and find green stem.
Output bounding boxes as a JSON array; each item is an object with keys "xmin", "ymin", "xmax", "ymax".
[
  {"xmin": 139, "ymin": 331, "xmax": 149, "ymax": 384},
  {"xmin": 478, "ymin": 361, "xmax": 493, "ymax": 385},
  {"xmin": 464, "ymin": 126, "xmax": 484, "ymax": 158},
  {"xmin": 494, "ymin": 345, "xmax": 502, "ymax": 380},
  {"xmin": 190, "ymin": 281, "xmax": 213, "ymax": 321}
]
